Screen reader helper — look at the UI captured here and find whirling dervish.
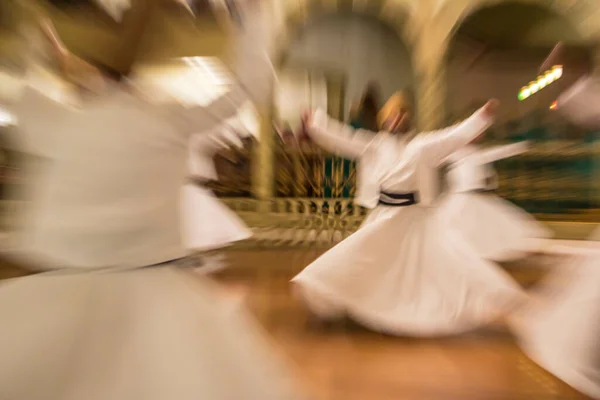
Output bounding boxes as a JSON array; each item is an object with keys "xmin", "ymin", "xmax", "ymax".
[
  {"xmin": 0, "ymin": 1, "xmax": 305, "ymax": 399},
  {"xmin": 181, "ymin": 102, "xmax": 257, "ymax": 273},
  {"xmin": 515, "ymin": 42, "xmax": 600, "ymax": 400},
  {"xmin": 289, "ymin": 92, "xmax": 525, "ymax": 336},
  {"xmin": 438, "ymin": 139, "xmax": 552, "ymax": 262}
]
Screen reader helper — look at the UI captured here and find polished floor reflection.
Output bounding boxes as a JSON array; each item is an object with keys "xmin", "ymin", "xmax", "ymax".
[
  {"xmin": 0, "ymin": 248, "xmax": 591, "ymax": 400},
  {"xmin": 215, "ymin": 249, "xmax": 589, "ymax": 400}
]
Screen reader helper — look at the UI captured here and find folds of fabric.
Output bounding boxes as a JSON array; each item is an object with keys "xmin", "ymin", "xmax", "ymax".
[
  {"xmin": 438, "ymin": 193, "xmax": 552, "ymax": 262},
  {"xmin": 180, "ymin": 184, "xmax": 251, "ymax": 251},
  {"xmin": 292, "ymin": 206, "xmax": 525, "ymax": 336},
  {"xmin": 0, "ymin": 267, "xmax": 305, "ymax": 400},
  {"xmin": 515, "ymin": 255, "xmax": 600, "ymax": 399}
]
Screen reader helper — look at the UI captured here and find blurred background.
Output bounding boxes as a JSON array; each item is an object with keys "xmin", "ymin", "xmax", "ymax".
[
  {"xmin": 1, "ymin": 0, "xmax": 600, "ymax": 244},
  {"xmin": 2, "ymin": 2, "xmax": 600, "ymax": 399}
]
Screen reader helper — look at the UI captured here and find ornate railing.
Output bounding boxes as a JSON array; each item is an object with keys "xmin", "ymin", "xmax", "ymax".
[
  {"xmin": 496, "ymin": 140, "xmax": 600, "ymax": 217},
  {"xmin": 3, "ymin": 139, "xmax": 600, "ymax": 247},
  {"xmin": 222, "ymin": 197, "xmax": 366, "ymax": 248},
  {"xmin": 273, "ymin": 145, "xmax": 357, "ymax": 198}
]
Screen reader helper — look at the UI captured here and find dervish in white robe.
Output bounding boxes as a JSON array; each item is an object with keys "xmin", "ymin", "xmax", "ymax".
[
  {"xmin": 439, "ymin": 142, "xmax": 552, "ymax": 262},
  {"xmin": 291, "ymin": 104, "xmax": 526, "ymax": 336},
  {"xmin": 0, "ymin": 2, "xmax": 306, "ymax": 399},
  {"xmin": 181, "ymin": 103, "xmax": 257, "ymax": 272},
  {"xmin": 515, "ymin": 75, "xmax": 600, "ymax": 400}
]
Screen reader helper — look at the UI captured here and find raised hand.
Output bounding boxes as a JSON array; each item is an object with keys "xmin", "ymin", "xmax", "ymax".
[
  {"xmin": 301, "ymin": 110, "xmax": 313, "ymax": 127},
  {"xmin": 483, "ymin": 99, "xmax": 500, "ymax": 117},
  {"xmin": 296, "ymin": 110, "xmax": 314, "ymax": 144}
]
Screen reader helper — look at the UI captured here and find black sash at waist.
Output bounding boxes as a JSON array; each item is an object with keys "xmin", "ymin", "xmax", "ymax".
[{"xmin": 378, "ymin": 191, "xmax": 418, "ymax": 207}]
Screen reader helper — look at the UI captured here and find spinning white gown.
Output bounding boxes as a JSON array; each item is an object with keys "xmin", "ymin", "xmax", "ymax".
[
  {"xmin": 439, "ymin": 143, "xmax": 551, "ymax": 262},
  {"xmin": 291, "ymin": 108, "xmax": 525, "ymax": 336},
  {"xmin": 516, "ymin": 76, "xmax": 600, "ymax": 399},
  {"xmin": 181, "ymin": 108, "xmax": 255, "ymax": 251},
  {"xmin": 0, "ymin": 2, "xmax": 305, "ymax": 400}
]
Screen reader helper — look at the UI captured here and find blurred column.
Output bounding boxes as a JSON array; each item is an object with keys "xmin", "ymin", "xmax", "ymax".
[
  {"xmin": 412, "ymin": 25, "xmax": 450, "ymax": 202},
  {"xmin": 413, "ymin": 29, "xmax": 448, "ymax": 131},
  {"xmin": 591, "ymin": 45, "xmax": 600, "ymax": 211},
  {"xmin": 114, "ymin": 0, "xmax": 160, "ymax": 74},
  {"xmin": 251, "ymin": 103, "xmax": 275, "ymax": 213}
]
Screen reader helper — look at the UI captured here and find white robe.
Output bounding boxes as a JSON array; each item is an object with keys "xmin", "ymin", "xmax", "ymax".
[
  {"xmin": 0, "ymin": 3, "xmax": 304, "ymax": 400},
  {"xmin": 515, "ymin": 76, "xmax": 600, "ymax": 399},
  {"xmin": 439, "ymin": 143, "xmax": 551, "ymax": 262},
  {"xmin": 291, "ymin": 108, "xmax": 525, "ymax": 336},
  {"xmin": 181, "ymin": 112, "xmax": 254, "ymax": 251},
  {"xmin": 10, "ymin": 1, "xmax": 272, "ymax": 270}
]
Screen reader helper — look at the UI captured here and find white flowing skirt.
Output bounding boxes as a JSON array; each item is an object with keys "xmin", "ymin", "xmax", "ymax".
[
  {"xmin": 291, "ymin": 205, "xmax": 525, "ymax": 336},
  {"xmin": 0, "ymin": 266, "xmax": 304, "ymax": 400},
  {"xmin": 439, "ymin": 192, "xmax": 552, "ymax": 262},
  {"xmin": 515, "ymin": 254, "xmax": 600, "ymax": 399},
  {"xmin": 181, "ymin": 184, "xmax": 252, "ymax": 251}
]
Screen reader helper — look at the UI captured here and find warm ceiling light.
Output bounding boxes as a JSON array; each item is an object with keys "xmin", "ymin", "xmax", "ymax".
[
  {"xmin": 518, "ymin": 64, "xmax": 563, "ymax": 101},
  {"xmin": 537, "ymin": 75, "xmax": 548, "ymax": 89},
  {"xmin": 0, "ymin": 108, "xmax": 16, "ymax": 127},
  {"xmin": 552, "ymin": 65, "xmax": 563, "ymax": 80},
  {"xmin": 530, "ymin": 81, "xmax": 540, "ymax": 94},
  {"xmin": 549, "ymin": 100, "xmax": 558, "ymax": 110},
  {"xmin": 181, "ymin": 57, "xmax": 232, "ymax": 85}
]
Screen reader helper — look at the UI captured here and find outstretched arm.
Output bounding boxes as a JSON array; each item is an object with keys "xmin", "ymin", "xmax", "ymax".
[
  {"xmin": 439, "ymin": 146, "xmax": 473, "ymax": 167},
  {"xmin": 419, "ymin": 100, "xmax": 497, "ymax": 166},
  {"xmin": 304, "ymin": 109, "xmax": 376, "ymax": 159},
  {"xmin": 479, "ymin": 141, "xmax": 529, "ymax": 164},
  {"xmin": 557, "ymin": 77, "xmax": 600, "ymax": 129}
]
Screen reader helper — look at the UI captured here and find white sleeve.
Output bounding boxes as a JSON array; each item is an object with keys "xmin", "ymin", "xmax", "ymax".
[
  {"xmin": 11, "ymin": 86, "xmax": 71, "ymax": 158},
  {"xmin": 479, "ymin": 141, "xmax": 529, "ymax": 164},
  {"xmin": 439, "ymin": 146, "xmax": 470, "ymax": 166},
  {"xmin": 172, "ymin": 1, "xmax": 275, "ymax": 136},
  {"xmin": 308, "ymin": 109, "xmax": 376, "ymax": 159},
  {"xmin": 418, "ymin": 108, "xmax": 494, "ymax": 166},
  {"xmin": 558, "ymin": 76, "xmax": 600, "ymax": 128}
]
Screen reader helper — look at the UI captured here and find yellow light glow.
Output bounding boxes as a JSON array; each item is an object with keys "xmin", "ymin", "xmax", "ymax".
[
  {"xmin": 0, "ymin": 108, "xmax": 15, "ymax": 127},
  {"xmin": 549, "ymin": 100, "xmax": 558, "ymax": 110},
  {"xmin": 530, "ymin": 81, "xmax": 539, "ymax": 93},
  {"xmin": 553, "ymin": 65, "xmax": 563, "ymax": 80},
  {"xmin": 517, "ymin": 65, "xmax": 562, "ymax": 100},
  {"xmin": 537, "ymin": 76, "xmax": 547, "ymax": 88}
]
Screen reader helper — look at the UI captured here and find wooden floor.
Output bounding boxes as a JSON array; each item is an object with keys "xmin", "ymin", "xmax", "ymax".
[
  {"xmin": 213, "ymin": 249, "xmax": 589, "ymax": 400},
  {"xmin": 0, "ymin": 247, "xmax": 590, "ymax": 400}
]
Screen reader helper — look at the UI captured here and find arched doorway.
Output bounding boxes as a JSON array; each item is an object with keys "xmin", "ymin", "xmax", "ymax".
[
  {"xmin": 260, "ymin": 7, "xmax": 414, "ymax": 244},
  {"xmin": 447, "ymin": 1, "xmax": 595, "ymax": 219},
  {"xmin": 275, "ymin": 11, "xmax": 413, "ymax": 200}
]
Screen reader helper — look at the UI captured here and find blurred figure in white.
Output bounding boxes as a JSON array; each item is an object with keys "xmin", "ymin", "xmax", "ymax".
[
  {"xmin": 515, "ymin": 42, "xmax": 600, "ymax": 400},
  {"xmin": 439, "ymin": 139, "xmax": 551, "ymax": 262},
  {"xmin": 0, "ymin": 2, "xmax": 306, "ymax": 400},
  {"xmin": 182, "ymin": 103, "xmax": 257, "ymax": 274},
  {"xmin": 289, "ymin": 93, "xmax": 526, "ymax": 336}
]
